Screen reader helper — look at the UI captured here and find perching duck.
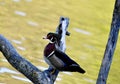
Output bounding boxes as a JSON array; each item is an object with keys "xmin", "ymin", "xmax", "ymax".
[{"xmin": 43, "ymin": 32, "xmax": 85, "ymax": 74}]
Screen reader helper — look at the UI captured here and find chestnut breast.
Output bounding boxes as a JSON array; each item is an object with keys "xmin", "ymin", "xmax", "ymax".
[{"xmin": 44, "ymin": 43, "xmax": 55, "ymax": 57}]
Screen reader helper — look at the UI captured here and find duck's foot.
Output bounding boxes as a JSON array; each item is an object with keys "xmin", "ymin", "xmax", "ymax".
[{"xmin": 47, "ymin": 66, "xmax": 58, "ymax": 75}]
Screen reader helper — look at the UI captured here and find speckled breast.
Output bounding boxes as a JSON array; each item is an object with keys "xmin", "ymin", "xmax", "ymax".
[{"xmin": 44, "ymin": 43, "xmax": 55, "ymax": 57}]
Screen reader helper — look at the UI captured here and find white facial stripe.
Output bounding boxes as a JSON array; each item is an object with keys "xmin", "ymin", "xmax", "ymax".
[{"xmin": 50, "ymin": 37, "xmax": 53, "ymax": 41}]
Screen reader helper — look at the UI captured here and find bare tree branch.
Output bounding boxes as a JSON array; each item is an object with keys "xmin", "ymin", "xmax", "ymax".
[
  {"xmin": 96, "ymin": 0, "xmax": 120, "ymax": 84},
  {"xmin": 0, "ymin": 17, "xmax": 69, "ymax": 84}
]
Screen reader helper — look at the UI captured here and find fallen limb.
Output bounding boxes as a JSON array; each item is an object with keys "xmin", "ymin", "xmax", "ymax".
[{"xmin": 0, "ymin": 17, "xmax": 69, "ymax": 84}]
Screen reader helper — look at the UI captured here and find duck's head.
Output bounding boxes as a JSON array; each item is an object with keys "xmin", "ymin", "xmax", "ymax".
[{"xmin": 43, "ymin": 32, "xmax": 61, "ymax": 43}]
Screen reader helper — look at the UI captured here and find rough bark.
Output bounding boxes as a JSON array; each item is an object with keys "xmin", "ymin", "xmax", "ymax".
[
  {"xmin": 96, "ymin": 0, "xmax": 120, "ymax": 84},
  {"xmin": 0, "ymin": 17, "xmax": 69, "ymax": 84}
]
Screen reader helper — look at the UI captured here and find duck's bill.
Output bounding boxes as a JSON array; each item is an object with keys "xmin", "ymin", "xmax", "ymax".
[{"xmin": 43, "ymin": 36, "xmax": 47, "ymax": 39}]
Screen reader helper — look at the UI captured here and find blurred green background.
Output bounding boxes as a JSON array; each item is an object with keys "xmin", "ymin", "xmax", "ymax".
[{"xmin": 0, "ymin": 0, "xmax": 119, "ymax": 84}]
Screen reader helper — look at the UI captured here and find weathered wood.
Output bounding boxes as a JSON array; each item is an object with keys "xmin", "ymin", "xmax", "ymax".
[
  {"xmin": 0, "ymin": 17, "xmax": 69, "ymax": 84},
  {"xmin": 96, "ymin": 0, "xmax": 120, "ymax": 84},
  {"xmin": 56, "ymin": 17, "xmax": 70, "ymax": 51}
]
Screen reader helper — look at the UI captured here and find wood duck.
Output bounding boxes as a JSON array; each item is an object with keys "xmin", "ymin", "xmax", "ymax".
[{"xmin": 43, "ymin": 32, "xmax": 85, "ymax": 74}]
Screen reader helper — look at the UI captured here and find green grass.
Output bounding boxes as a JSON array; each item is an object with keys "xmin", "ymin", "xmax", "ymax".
[{"xmin": 0, "ymin": 0, "xmax": 119, "ymax": 84}]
